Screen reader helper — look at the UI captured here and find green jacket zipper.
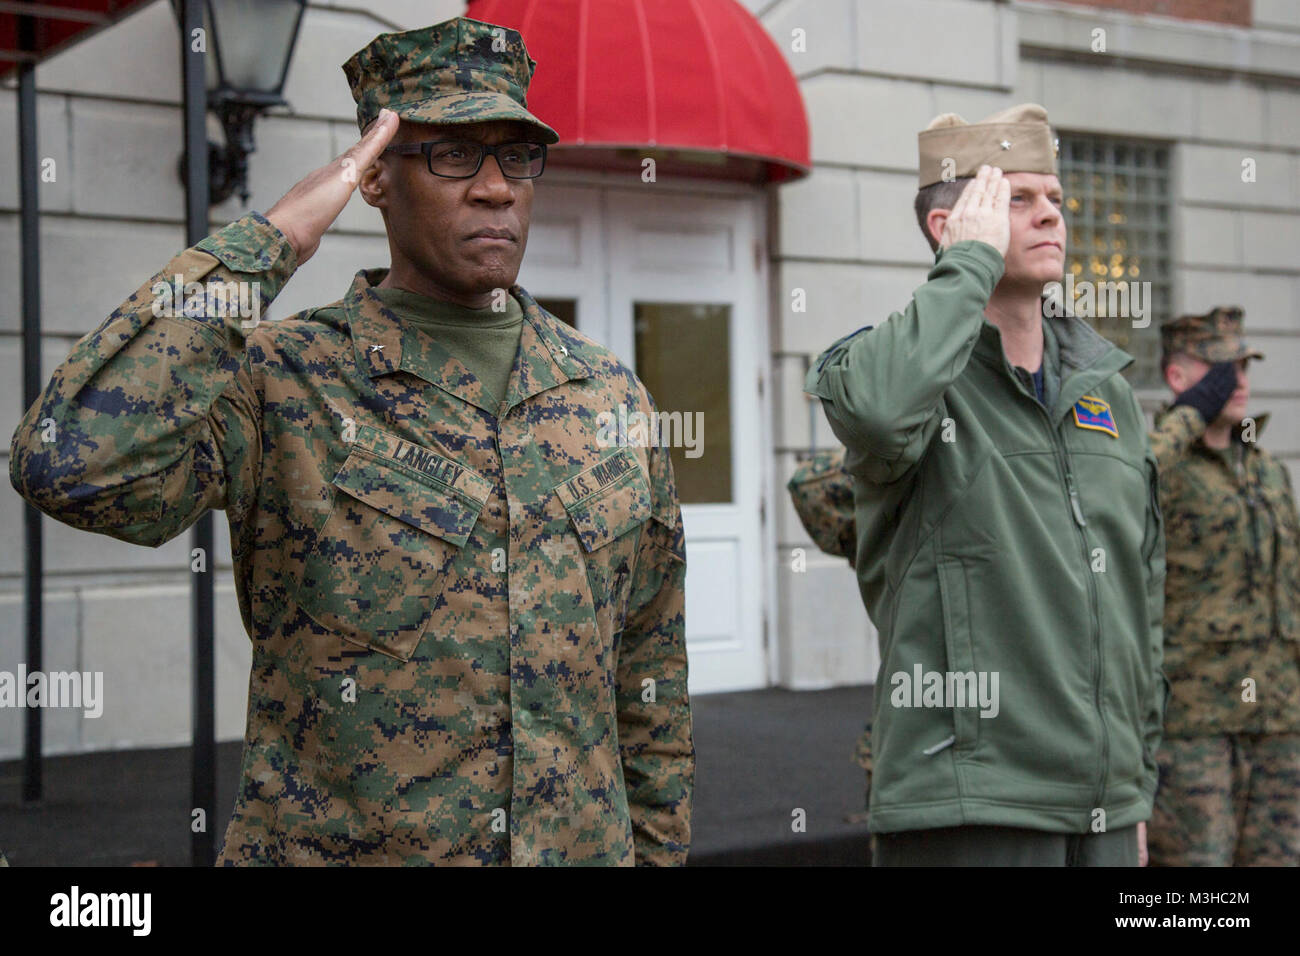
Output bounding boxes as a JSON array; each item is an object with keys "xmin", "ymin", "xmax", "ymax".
[{"xmin": 1020, "ymin": 371, "xmax": 1110, "ymax": 815}]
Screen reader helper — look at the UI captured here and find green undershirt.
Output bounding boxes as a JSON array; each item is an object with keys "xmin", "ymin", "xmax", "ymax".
[{"xmin": 373, "ymin": 286, "xmax": 524, "ymax": 409}]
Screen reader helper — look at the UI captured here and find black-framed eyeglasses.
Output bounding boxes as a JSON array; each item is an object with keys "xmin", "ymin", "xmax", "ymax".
[{"xmin": 382, "ymin": 140, "xmax": 547, "ymax": 179}]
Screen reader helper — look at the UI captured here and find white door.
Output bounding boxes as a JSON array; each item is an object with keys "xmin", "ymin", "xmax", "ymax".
[{"xmin": 520, "ymin": 178, "xmax": 769, "ymax": 693}]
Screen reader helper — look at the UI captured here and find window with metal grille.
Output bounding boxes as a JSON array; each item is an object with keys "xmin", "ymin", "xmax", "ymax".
[{"xmin": 1058, "ymin": 134, "xmax": 1172, "ymax": 389}]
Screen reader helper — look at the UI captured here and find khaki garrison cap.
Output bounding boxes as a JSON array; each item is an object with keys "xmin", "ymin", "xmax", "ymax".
[
  {"xmin": 918, "ymin": 103, "xmax": 1059, "ymax": 188},
  {"xmin": 1161, "ymin": 307, "xmax": 1265, "ymax": 364},
  {"xmin": 343, "ymin": 17, "xmax": 559, "ymax": 143}
]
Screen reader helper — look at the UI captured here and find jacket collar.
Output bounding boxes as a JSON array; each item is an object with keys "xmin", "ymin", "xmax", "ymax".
[
  {"xmin": 344, "ymin": 269, "xmax": 593, "ymax": 414},
  {"xmin": 1046, "ymin": 313, "xmax": 1133, "ymax": 418},
  {"xmin": 973, "ymin": 309, "xmax": 1133, "ymax": 422}
]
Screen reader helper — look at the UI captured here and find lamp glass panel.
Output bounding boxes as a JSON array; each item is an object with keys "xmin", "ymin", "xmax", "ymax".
[{"xmin": 208, "ymin": 0, "xmax": 302, "ymax": 93}]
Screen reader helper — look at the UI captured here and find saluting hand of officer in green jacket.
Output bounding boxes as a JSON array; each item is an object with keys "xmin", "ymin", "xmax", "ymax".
[{"xmin": 936, "ymin": 164, "xmax": 1011, "ymax": 257}]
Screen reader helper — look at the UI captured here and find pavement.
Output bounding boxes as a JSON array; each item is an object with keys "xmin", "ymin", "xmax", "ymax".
[
  {"xmin": 0, "ymin": 684, "xmax": 875, "ymax": 867},
  {"xmin": 689, "ymin": 684, "xmax": 874, "ymax": 865}
]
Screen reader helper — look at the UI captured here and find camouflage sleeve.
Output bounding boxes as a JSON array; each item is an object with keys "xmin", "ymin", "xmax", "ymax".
[
  {"xmin": 787, "ymin": 447, "xmax": 856, "ymax": 563},
  {"xmin": 617, "ymin": 439, "xmax": 692, "ymax": 866},
  {"xmin": 8, "ymin": 212, "xmax": 297, "ymax": 546},
  {"xmin": 1281, "ymin": 461, "xmax": 1300, "ymax": 517},
  {"xmin": 1139, "ymin": 409, "xmax": 1169, "ymax": 803},
  {"xmin": 1147, "ymin": 403, "xmax": 1204, "ymax": 473}
]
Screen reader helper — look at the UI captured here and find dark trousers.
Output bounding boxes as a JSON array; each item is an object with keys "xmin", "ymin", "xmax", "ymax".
[{"xmin": 872, "ymin": 824, "xmax": 1139, "ymax": 866}]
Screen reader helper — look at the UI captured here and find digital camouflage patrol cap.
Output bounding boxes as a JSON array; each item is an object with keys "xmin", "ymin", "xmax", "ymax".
[
  {"xmin": 918, "ymin": 103, "xmax": 1059, "ymax": 188},
  {"xmin": 1161, "ymin": 306, "xmax": 1265, "ymax": 363},
  {"xmin": 342, "ymin": 17, "xmax": 559, "ymax": 144}
]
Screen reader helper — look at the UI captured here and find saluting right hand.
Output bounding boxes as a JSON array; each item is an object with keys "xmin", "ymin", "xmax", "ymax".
[
  {"xmin": 265, "ymin": 108, "xmax": 399, "ymax": 267},
  {"xmin": 939, "ymin": 164, "xmax": 1011, "ymax": 259}
]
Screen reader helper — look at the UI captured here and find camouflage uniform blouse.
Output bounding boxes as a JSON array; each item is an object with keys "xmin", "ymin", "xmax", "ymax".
[
  {"xmin": 1150, "ymin": 405, "xmax": 1300, "ymax": 737},
  {"xmin": 9, "ymin": 212, "xmax": 694, "ymax": 865}
]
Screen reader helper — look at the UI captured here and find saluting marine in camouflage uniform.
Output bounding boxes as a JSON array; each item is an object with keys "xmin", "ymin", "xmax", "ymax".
[
  {"xmin": 1147, "ymin": 307, "xmax": 1300, "ymax": 866},
  {"xmin": 9, "ymin": 18, "xmax": 693, "ymax": 866}
]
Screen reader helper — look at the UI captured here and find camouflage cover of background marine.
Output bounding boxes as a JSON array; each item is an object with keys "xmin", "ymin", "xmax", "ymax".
[
  {"xmin": 1158, "ymin": 305, "xmax": 1262, "ymax": 366},
  {"xmin": 8, "ymin": 17, "xmax": 691, "ymax": 866},
  {"xmin": 787, "ymin": 450, "xmax": 871, "ymax": 800},
  {"xmin": 1146, "ymin": 306, "xmax": 1300, "ymax": 866}
]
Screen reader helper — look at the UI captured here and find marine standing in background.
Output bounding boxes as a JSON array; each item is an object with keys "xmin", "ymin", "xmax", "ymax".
[{"xmin": 1147, "ymin": 307, "xmax": 1300, "ymax": 866}]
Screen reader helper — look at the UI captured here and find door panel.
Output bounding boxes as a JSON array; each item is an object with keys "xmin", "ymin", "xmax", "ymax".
[{"xmin": 608, "ymin": 190, "xmax": 765, "ymax": 693}]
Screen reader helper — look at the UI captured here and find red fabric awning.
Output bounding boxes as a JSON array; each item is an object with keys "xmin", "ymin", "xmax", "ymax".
[
  {"xmin": 1, "ymin": 1, "xmax": 154, "ymax": 78},
  {"xmin": 467, "ymin": 0, "xmax": 810, "ymax": 183}
]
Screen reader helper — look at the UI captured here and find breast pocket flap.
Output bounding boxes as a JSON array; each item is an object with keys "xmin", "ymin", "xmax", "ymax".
[
  {"xmin": 555, "ymin": 449, "xmax": 652, "ymax": 552},
  {"xmin": 333, "ymin": 441, "xmax": 488, "ymax": 548}
]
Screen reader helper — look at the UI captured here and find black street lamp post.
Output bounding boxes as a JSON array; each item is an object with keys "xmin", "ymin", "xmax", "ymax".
[{"xmin": 171, "ymin": 0, "xmax": 305, "ymax": 866}]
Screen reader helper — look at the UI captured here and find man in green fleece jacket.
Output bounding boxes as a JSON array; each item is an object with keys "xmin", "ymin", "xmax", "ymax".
[{"xmin": 805, "ymin": 104, "xmax": 1167, "ymax": 866}]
